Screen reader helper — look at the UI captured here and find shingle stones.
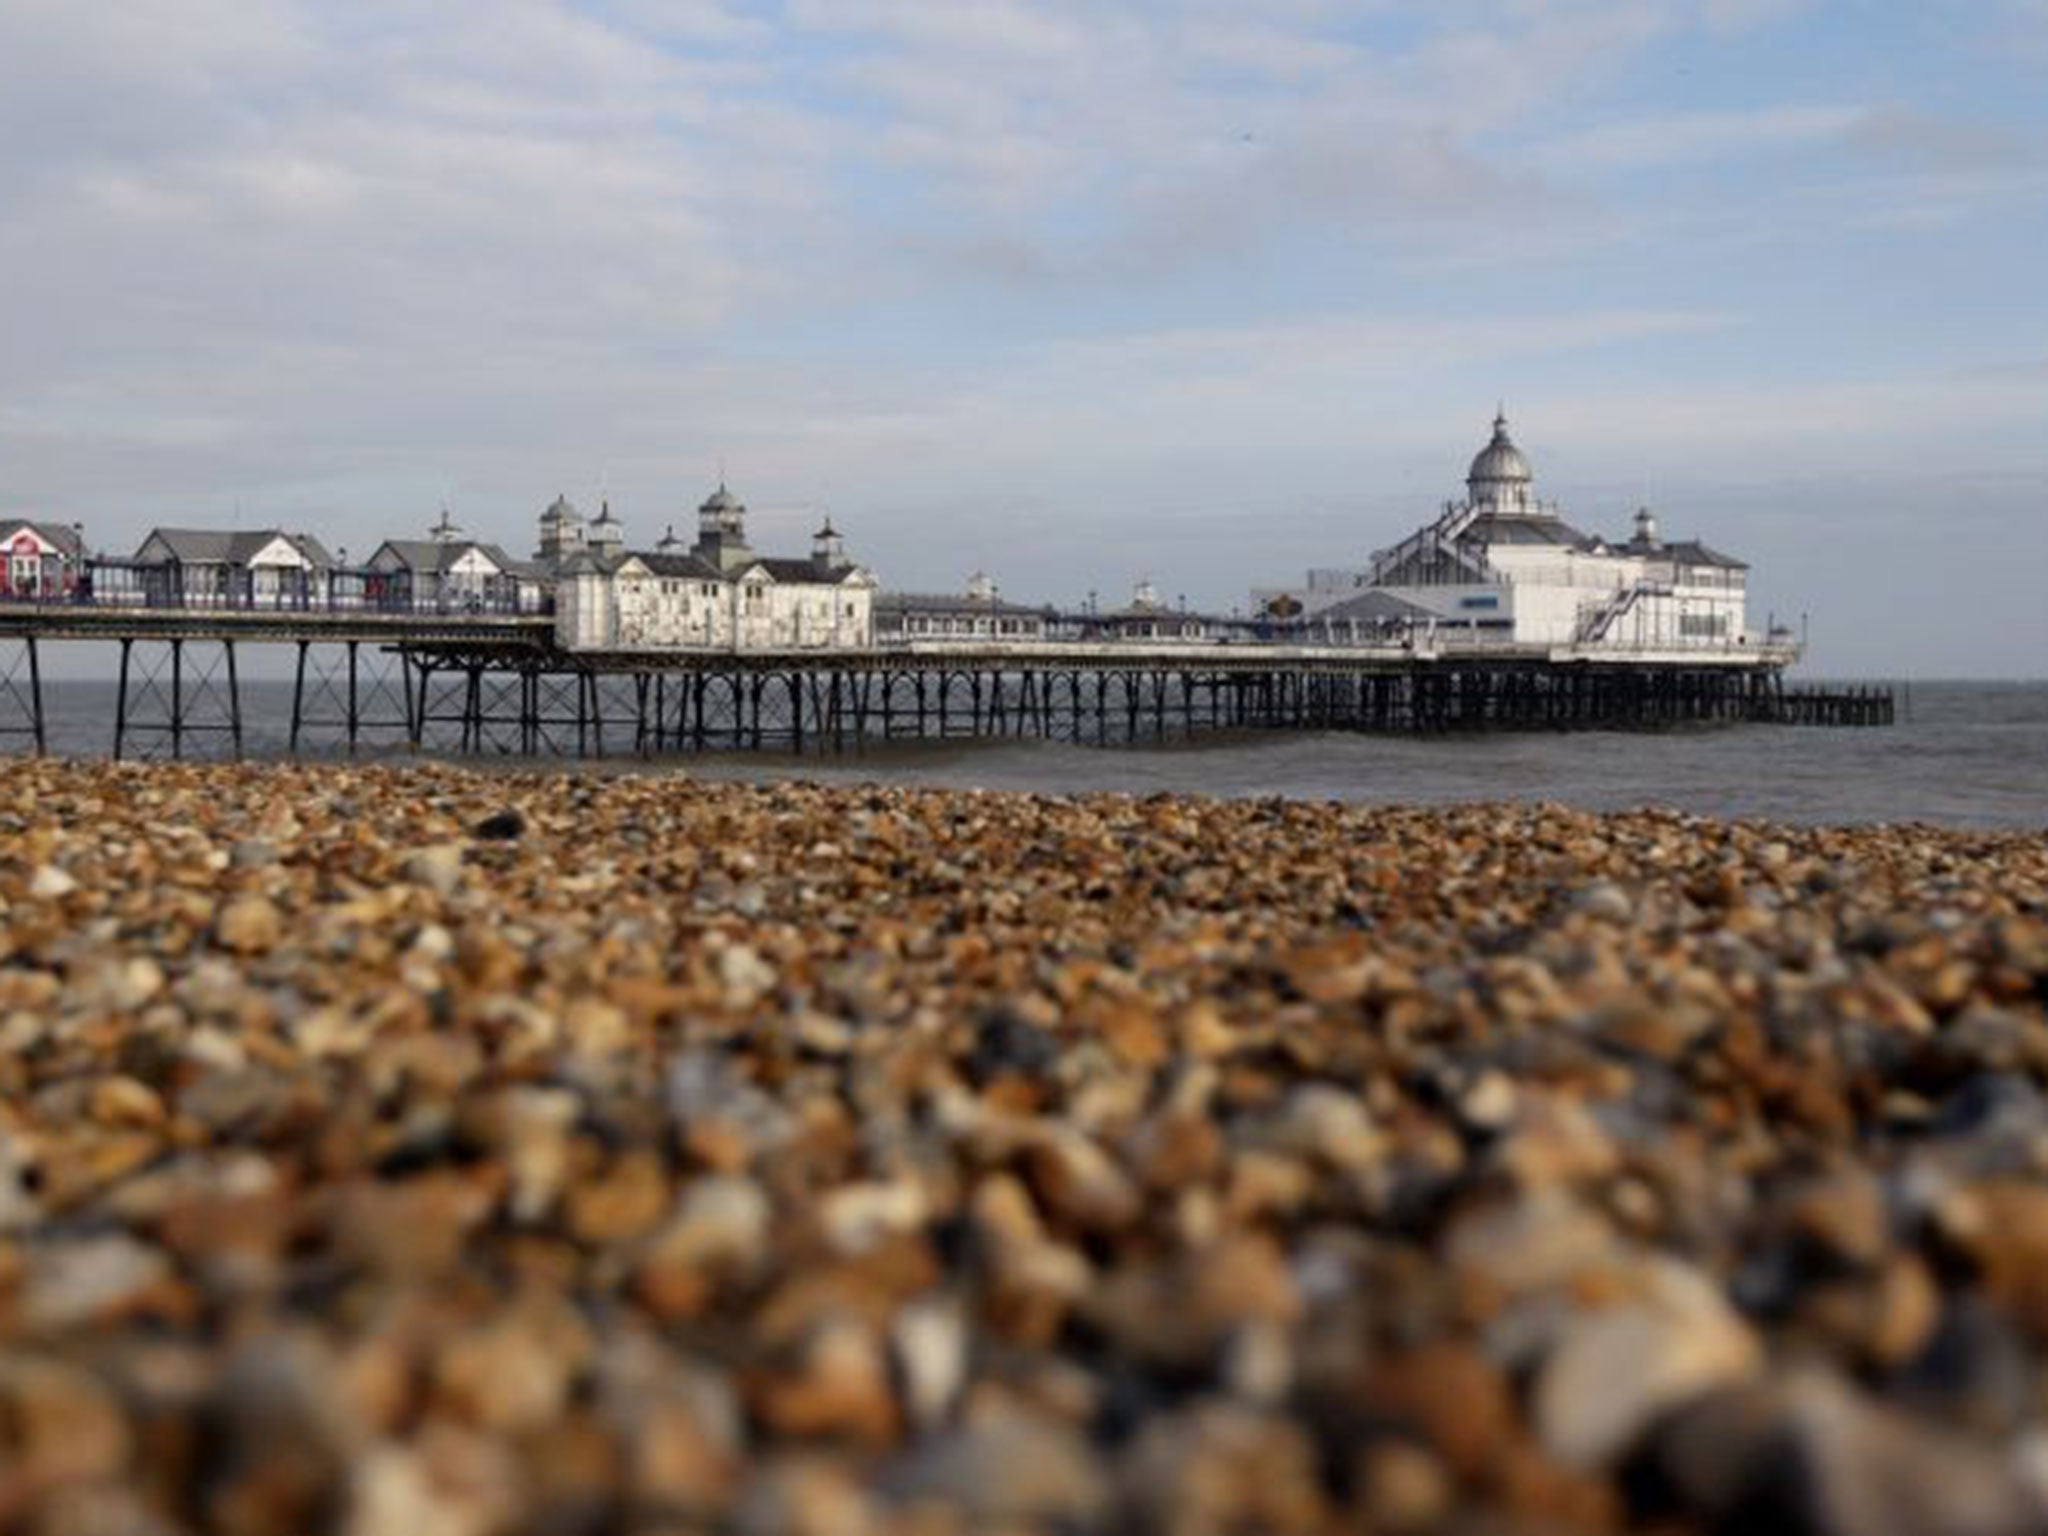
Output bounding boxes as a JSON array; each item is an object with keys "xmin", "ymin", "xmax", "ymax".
[{"xmin": 0, "ymin": 758, "xmax": 2046, "ymax": 1535}]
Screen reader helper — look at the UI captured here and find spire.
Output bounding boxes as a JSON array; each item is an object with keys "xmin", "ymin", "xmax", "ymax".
[{"xmin": 430, "ymin": 505, "xmax": 461, "ymax": 544}]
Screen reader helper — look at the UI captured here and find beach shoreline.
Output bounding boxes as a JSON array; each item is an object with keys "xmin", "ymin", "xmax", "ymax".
[{"xmin": 2, "ymin": 758, "xmax": 2046, "ymax": 1534}]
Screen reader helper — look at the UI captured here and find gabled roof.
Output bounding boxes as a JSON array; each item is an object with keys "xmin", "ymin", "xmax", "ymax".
[
  {"xmin": 1633, "ymin": 537, "xmax": 1747, "ymax": 570},
  {"xmin": 371, "ymin": 538, "xmax": 525, "ymax": 576},
  {"xmin": 1314, "ymin": 589, "xmax": 1437, "ymax": 624},
  {"xmin": 0, "ymin": 520, "xmax": 84, "ymax": 557},
  {"xmin": 137, "ymin": 528, "xmax": 333, "ymax": 566},
  {"xmin": 634, "ymin": 551, "xmax": 727, "ymax": 582},
  {"xmin": 575, "ymin": 549, "xmax": 877, "ymax": 586},
  {"xmin": 556, "ymin": 549, "xmax": 637, "ymax": 577},
  {"xmin": 746, "ymin": 557, "xmax": 871, "ymax": 585},
  {"xmin": 750, "ymin": 558, "xmax": 823, "ymax": 583}
]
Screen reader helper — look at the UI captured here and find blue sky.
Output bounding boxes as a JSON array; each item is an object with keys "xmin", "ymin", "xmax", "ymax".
[{"xmin": 2, "ymin": 0, "xmax": 2045, "ymax": 674}]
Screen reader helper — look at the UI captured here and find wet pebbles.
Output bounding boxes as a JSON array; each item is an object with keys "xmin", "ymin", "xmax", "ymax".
[{"xmin": 0, "ymin": 759, "xmax": 2046, "ymax": 1534}]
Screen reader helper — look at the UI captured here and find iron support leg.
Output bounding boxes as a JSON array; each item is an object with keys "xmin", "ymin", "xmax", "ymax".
[
  {"xmin": 170, "ymin": 639, "xmax": 185, "ymax": 760},
  {"xmin": 27, "ymin": 637, "xmax": 44, "ymax": 756},
  {"xmin": 290, "ymin": 641, "xmax": 308, "ymax": 753},
  {"xmin": 114, "ymin": 639, "xmax": 131, "ymax": 760},
  {"xmin": 225, "ymin": 641, "xmax": 243, "ymax": 760}
]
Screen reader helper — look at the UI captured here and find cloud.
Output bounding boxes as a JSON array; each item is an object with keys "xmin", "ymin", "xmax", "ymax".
[
  {"xmin": 1840, "ymin": 106, "xmax": 2041, "ymax": 173},
  {"xmin": 1535, "ymin": 105, "xmax": 1863, "ymax": 173},
  {"xmin": 1694, "ymin": 0, "xmax": 1817, "ymax": 33},
  {"xmin": 0, "ymin": 0, "xmax": 2045, "ymax": 670}
]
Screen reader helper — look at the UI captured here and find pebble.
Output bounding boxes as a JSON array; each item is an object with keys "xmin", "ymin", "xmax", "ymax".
[
  {"xmin": 1644, "ymin": 1368, "xmax": 2048, "ymax": 1536},
  {"xmin": 400, "ymin": 843, "xmax": 465, "ymax": 897},
  {"xmin": 1574, "ymin": 880, "xmax": 1635, "ymax": 922},
  {"xmin": 882, "ymin": 1415, "xmax": 1108, "ymax": 1526},
  {"xmin": 1535, "ymin": 1256, "xmax": 1762, "ymax": 1470},
  {"xmin": 1458, "ymin": 1068, "xmax": 1519, "ymax": 1132},
  {"xmin": 215, "ymin": 893, "xmax": 284, "ymax": 954},
  {"xmin": 0, "ymin": 759, "xmax": 2041, "ymax": 1533},
  {"xmin": 23, "ymin": 1234, "xmax": 174, "ymax": 1331},
  {"xmin": 890, "ymin": 1296, "xmax": 968, "ymax": 1433},
  {"xmin": 471, "ymin": 808, "xmax": 525, "ymax": 840}
]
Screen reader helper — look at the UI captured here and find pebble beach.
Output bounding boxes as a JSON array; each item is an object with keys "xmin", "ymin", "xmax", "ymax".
[{"xmin": 3, "ymin": 758, "xmax": 2048, "ymax": 1536}]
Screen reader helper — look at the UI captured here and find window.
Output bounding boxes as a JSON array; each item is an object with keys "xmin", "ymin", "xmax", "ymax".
[{"xmin": 1679, "ymin": 613, "xmax": 1729, "ymax": 638}]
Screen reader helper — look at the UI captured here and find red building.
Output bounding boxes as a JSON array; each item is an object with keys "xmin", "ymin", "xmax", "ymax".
[{"xmin": 0, "ymin": 520, "xmax": 85, "ymax": 599}]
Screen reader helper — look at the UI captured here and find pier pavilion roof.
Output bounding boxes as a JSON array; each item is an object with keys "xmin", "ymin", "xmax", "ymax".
[
  {"xmin": 633, "ymin": 551, "xmax": 725, "ymax": 581},
  {"xmin": 1314, "ymin": 588, "xmax": 1437, "ymax": 624},
  {"xmin": 1621, "ymin": 533, "xmax": 1746, "ymax": 569},
  {"xmin": 749, "ymin": 557, "xmax": 871, "ymax": 585},
  {"xmin": 0, "ymin": 520, "xmax": 84, "ymax": 557},
  {"xmin": 1459, "ymin": 513, "xmax": 1598, "ymax": 549},
  {"xmin": 136, "ymin": 528, "xmax": 334, "ymax": 567},
  {"xmin": 372, "ymin": 538, "xmax": 528, "ymax": 575}
]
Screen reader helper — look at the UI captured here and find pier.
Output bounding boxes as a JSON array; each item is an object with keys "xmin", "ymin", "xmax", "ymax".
[
  {"xmin": 0, "ymin": 416, "xmax": 1898, "ymax": 760},
  {"xmin": 0, "ymin": 599, "xmax": 1888, "ymax": 760}
]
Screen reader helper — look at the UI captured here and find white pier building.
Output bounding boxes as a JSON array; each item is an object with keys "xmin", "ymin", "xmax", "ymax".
[
  {"xmin": 1253, "ymin": 414, "xmax": 1759, "ymax": 652},
  {"xmin": 554, "ymin": 484, "xmax": 875, "ymax": 653}
]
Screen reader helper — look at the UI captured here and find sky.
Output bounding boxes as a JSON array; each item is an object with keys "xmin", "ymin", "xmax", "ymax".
[{"xmin": 2, "ymin": 0, "xmax": 2046, "ymax": 676}]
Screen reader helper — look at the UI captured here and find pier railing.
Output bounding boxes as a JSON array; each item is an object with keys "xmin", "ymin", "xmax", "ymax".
[{"xmin": 0, "ymin": 571, "xmax": 550, "ymax": 617}]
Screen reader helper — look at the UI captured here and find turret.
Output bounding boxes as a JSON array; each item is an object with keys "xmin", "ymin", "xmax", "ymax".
[
  {"xmin": 692, "ymin": 483, "xmax": 754, "ymax": 572},
  {"xmin": 536, "ymin": 495, "xmax": 584, "ymax": 565},
  {"xmin": 811, "ymin": 518, "xmax": 847, "ymax": 572},
  {"xmin": 587, "ymin": 498, "xmax": 624, "ymax": 557}
]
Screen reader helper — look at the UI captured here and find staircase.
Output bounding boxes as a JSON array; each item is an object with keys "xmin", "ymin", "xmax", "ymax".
[
  {"xmin": 1574, "ymin": 582, "xmax": 1671, "ymax": 643},
  {"xmin": 1365, "ymin": 502, "xmax": 1490, "ymax": 586}
]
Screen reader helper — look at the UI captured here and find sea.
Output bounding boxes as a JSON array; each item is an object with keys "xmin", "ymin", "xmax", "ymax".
[{"xmin": 15, "ymin": 679, "xmax": 2048, "ymax": 832}]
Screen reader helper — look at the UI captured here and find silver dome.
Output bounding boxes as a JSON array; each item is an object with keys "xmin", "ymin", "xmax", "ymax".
[{"xmin": 1467, "ymin": 412, "xmax": 1533, "ymax": 488}]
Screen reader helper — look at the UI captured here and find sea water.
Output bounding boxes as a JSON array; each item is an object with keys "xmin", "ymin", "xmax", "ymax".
[{"xmin": 19, "ymin": 678, "xmax": 2048, "ymax": 832}]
